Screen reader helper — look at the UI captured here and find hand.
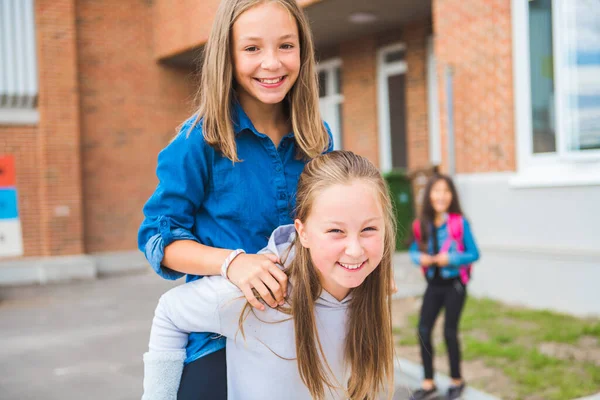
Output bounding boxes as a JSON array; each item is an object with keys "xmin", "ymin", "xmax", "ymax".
[
  {"xmin": 420, "ymin": 254, "xmax": 434, "ymax": 266},
  {"xmin": 434, "ymin": 253, "xmax": 450, "ymax": 267},
  {"xmin": 226, "ymin": 253, "xmax": 288, "ymax": 311}
]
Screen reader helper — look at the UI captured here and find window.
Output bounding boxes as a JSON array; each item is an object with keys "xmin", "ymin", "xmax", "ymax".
[
  {"xmin": 317, "ymin": 59, "xmax": 343, "ymax": 150},
  {"xmin": 0, "ymin": 0, "xmax": 38, "ymax": 124},
  {"xmin": 513, "ymin": 0, "xmax": 600, "ymax": 186},
  {"xmin": 528, "ymin": 0, "xmax": 600, "ymax": 155}
]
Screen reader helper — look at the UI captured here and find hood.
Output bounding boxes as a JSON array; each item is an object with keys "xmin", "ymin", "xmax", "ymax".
[{"xmin": 259, "ymin": 224, "xmax": 352, "ymax": 307}]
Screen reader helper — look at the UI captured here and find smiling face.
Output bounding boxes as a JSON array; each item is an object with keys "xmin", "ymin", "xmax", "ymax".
[
  {"xmin": 295, "ymin": 179, "xmax": 385, "ymax": 301},
  {"xmin": 429, "ymin": 178, "xmax": 453, "ymax": 215},
  {"xmin": 231, "ymin": 2, "xmax": 301, "ymax": 109}
]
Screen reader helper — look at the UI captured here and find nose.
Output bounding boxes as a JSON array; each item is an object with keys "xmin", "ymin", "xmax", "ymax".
[
  {"xmin": 344, "ymin": 235, "xmax": 365, "ymax": 259},
  {"xmin": 261, "ymin": 49, "xmax": 282, "ymax": 71}
]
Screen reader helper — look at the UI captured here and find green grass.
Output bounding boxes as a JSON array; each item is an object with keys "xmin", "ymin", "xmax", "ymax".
[{"xmin": 394, "ymin": 297, "xmax": 600, "ymax": 399}]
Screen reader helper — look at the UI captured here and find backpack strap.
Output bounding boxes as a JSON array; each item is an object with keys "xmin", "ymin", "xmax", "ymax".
[
  {"xmin": 412, "ymin": 219, "xmax": 421, "ymax": 241},
  {"xmin": 447, "ymin": 213, "xmax": 465, "ymax": 251}
]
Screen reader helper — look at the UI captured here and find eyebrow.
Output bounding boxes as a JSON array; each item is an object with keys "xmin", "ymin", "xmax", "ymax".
[
  {"xmin": 238, "ymin": 34, "xmax": 298, "ymax": 41},
  {"xmin": 324, "ymin": 217, "xmax": 383, "ymax": 225}
]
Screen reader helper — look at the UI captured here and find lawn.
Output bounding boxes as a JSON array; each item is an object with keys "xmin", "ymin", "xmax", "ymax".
[{"xmin": 392, "ymin": 297, "xmax": 600, "ymax": 400}]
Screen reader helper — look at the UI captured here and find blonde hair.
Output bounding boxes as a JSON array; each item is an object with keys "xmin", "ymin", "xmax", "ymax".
[
  {"xmin": 187, "ymin": 0, "xmax": 329, "ymax": 161},
  {"xmin": 240, "ymin": 151, "xmax": 396, "ymax": 399}
]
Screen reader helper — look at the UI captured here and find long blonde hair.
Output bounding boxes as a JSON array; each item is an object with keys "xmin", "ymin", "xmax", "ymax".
[
  {"xmin": 240, "ymin": 151, "xmax": 396, "ymax": 399},
  {"xmin": 187, "ymin": 0, "xmax": 329, "ymax": 161}
]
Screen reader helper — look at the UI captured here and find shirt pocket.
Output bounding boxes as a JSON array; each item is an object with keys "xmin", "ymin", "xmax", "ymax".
[{"xmin": 212, "ymin": 159, "xmax": 275, "ymax": 224}]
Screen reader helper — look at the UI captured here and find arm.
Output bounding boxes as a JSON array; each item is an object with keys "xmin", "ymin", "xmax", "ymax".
[
  {"xmin": 143, "ymin": 277, "xmax": 241, "ymax": 400},
  {"xmin": 138, "ymin": 120, "xmax": 227, "ymax": 279},
  {"xmin": 408, "ymin": 241, "xmax": 422, "ymax": 266},
  {"xmin": 409, "ymin": 241, "xmax": 434, "ymax": 267},
  {"xmin": 139, "ymin": 120, "xmax": 249, "ymax": 279},
  {"xmin": 448, "ymin": 219, "xmax": 481, "ymax": 266}
]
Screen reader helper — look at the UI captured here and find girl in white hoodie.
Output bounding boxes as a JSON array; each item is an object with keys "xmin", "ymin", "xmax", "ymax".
[{"xmin": 143, "ymin": 151, "xmax": 397, "ymax": 400}]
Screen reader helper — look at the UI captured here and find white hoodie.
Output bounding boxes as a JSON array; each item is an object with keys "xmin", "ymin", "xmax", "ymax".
[{"xmin": 142, "ymin": 225, "xmax": 353, "ymax": 400}]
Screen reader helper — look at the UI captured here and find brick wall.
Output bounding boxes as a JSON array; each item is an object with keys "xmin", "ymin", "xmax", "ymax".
[
  {"xmin": 76, "ymin": 0, "xmax": 196, "ymax": 253},
  {"xmin": 403, "ymin": 20, "xmax": 432, "ymax": 170},
  {"xmin": 433, "ymin": 0, "xmax": 515, "ymax": 173},
  {"xmin": 36, "ymin": 0, "xmax": 84, "ymax": 256},
  {"xmin": 0, "ymin": 127, "xmax": 42, "ymax": 256},
  {"xmin": 339, "ymin": 37, "xmax": 380, "ymax": 165},
  {"xmin": 152, "ymin": 0, "xmax": 221, "ymax": 60}
]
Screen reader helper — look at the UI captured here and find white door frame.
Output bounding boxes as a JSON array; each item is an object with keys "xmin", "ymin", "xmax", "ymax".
[{"xmin": 377, "ymin": 43, "xmax": 408, "ymax": 172}]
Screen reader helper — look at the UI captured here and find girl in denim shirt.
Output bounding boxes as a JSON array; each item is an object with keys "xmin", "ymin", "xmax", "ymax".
[
  {"xmin": 408, "ymin": 174, "xmax": 480, "ymax": 400},
  {"xmin": 138, "ymin": 0, "xmax": 332, "ymax": 398}
]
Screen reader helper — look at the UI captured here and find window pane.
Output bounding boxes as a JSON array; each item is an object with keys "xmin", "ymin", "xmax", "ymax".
[
  {"xmin": 561, "ymin": 0, "xmax": 600, "ymax": 151},
  {"xmin": 385, "ymin": 50, "xmax": 405, "ymax": 63},
  {"xmin": 529, "ymin": 0, "xmax": 556, "ymax": 153},
  {"xmin": 318, "ymin": 71, "xmax": 327, "ymax": 98}
]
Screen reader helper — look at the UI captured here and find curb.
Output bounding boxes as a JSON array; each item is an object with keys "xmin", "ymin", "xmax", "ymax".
[
  {"xmin": 0, "ymin": 251, "xmax": 147, "ymax": 286},
  {"xmin": 574, "ymin": 394, "xmax": 600, "ymax": 400},
  {"xmin": 394, "ymin": 358, "xmax": 501, "ymax": 400}
]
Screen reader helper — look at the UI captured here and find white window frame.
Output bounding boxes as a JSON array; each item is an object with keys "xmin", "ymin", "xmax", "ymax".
[
  {"xmin": 316, "ymin": 58, "xmax": 343, "ymax": 150},
  {"xmin": 512, "ymin": 0, "xmax": 600, "ymax": 187},
  {"xmin": 427, "ymin": 36, "xmax": 442, "ymax": 166},
  {"xmin": 0, "ymin": 0, "xmax": 39, "ymax": 125},
  {"xmin": 377, "ymin": 43, "xmax": 408, "ymax": 173}
]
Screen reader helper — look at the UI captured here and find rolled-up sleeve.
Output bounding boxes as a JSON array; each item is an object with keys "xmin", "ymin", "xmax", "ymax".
[{"xmin": 138, "ymin": 120, "xmax": 210, "ymax": 280}]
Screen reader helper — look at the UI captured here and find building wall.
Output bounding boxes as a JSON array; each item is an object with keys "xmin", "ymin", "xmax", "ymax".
[
  {"xmin": 338, "ymin": 22, "xmax": 430, "ymax": 169},
  {"xmin": 403, "ymin": 20, "xmax": 431, "ymax": 170},
  {"xmin": 152, "ymin": 0, "xmax": 220, "ymax": 60},
  {"xmin": 433, "ymin": 0, "xmax": 515, "ymax": 173},
  {"xmin": 339, "ymin": 37, "xmax": 380, "ymax": 165},
  {"xmin": 76, "ymin": 0, "xmax": 196, "ymax": 253},
  {"xmin": 0, "ymin": 0, "xmax": 88, "ymax": 258},
  {"xmin": 0, "ymin": 127, "xmax": 42, "ymax": 256},
  {"xmin": 456, "ymin": 174, "xmax": 600, "ymax": 316}
]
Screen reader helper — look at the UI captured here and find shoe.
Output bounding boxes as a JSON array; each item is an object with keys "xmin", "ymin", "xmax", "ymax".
[
  {"xmin": 446, "ymin": 383, "xmax": 465, "ymax": 400},
  {"xmin": 409, "ymin": 386, "xmax": 438, "ymax": 400}
]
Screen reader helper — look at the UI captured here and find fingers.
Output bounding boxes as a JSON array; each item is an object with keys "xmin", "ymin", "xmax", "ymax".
[
  {"xmin": 268, "ymin": 266, "xmax": 288, "ymax": 298},
  {"xmin": 261, "ymin": 272, "xmax": 285, "ymax": 306},
  {"xmin": 263, "ymin": 253, "xmax": 280, "ymax": 264},
  {"xmin": 251, "ymin": 279, "xmax": 278, "ymax": 309},
  {"xmin": 241, "ymin": 285, "xmax": 265, "ymax": 311}
]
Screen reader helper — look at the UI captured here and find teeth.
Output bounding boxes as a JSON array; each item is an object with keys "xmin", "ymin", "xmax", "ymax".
[
  {"xmin": 258, "ymin": 77, "xmax": 283, "ymax": 84},
  {"xmin": 339, "ymin": 262, "xmax": 363, "ymax": 270}
]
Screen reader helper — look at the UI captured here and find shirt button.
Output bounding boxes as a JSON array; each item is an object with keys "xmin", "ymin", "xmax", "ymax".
[
  {"xmin": 275, "ymin": 165, "xmax": 282, "ymax": 172},
  {"xmin": 279, "ymin": 192, "xmax": 286, "ymax": 200}
]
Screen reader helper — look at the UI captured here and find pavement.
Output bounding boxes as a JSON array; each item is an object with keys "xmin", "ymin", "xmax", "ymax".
[{"xmin": 0, "ymin": 255, "xmax": 498, "ymax": 400}]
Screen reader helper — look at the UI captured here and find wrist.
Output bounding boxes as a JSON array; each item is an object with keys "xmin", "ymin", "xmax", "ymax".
[{"xmin": 221, "ymin": 249, "xmax": 246, "ymax": 279}]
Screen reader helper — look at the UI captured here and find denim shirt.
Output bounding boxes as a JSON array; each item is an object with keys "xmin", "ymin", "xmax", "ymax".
[
  {"xmin": 408, "ymin": 218, "xmax": 480, "ymax": 280},
  {"xmin": 138, "ymin": 103, "xmax": 332, "ymax": 363}
]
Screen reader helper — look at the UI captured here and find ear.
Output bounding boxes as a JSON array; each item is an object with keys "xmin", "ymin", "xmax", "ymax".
[{"xmin": 294, "ymin": 219, "xmax": 309, "ymax": 248}]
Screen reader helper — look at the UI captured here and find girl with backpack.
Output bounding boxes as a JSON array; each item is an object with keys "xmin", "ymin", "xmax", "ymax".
[
  {"xmin": 408, "ymin": 174, "xmax": 480, "ymax": 400},
  {"xmin": 137, "ymin": 0, "xmax": 332, "ymax": 398},
  {"xmin": 142, "ymin": 151, "xmax": 396, "ymax": 400}
]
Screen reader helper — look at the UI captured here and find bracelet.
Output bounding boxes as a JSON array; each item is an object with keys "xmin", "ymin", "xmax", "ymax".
[{"xmin": 220, "ymin": 249, "xmax": 246, "ymax": 279}]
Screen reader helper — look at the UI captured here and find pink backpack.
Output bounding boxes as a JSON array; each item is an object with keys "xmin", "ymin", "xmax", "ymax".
[{"xmin": 412, "ymin": 213, "xmax": 472, "ymax": 285}]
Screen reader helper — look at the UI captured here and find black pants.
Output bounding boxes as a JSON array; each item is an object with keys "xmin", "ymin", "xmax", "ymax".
[
  {"xmin": 417, "ymin": 281, "xmax": 466, "ymax": 380},
  {"xmin": 177, "ymin": 348, "xmax": 227, "ymax": 400}
]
